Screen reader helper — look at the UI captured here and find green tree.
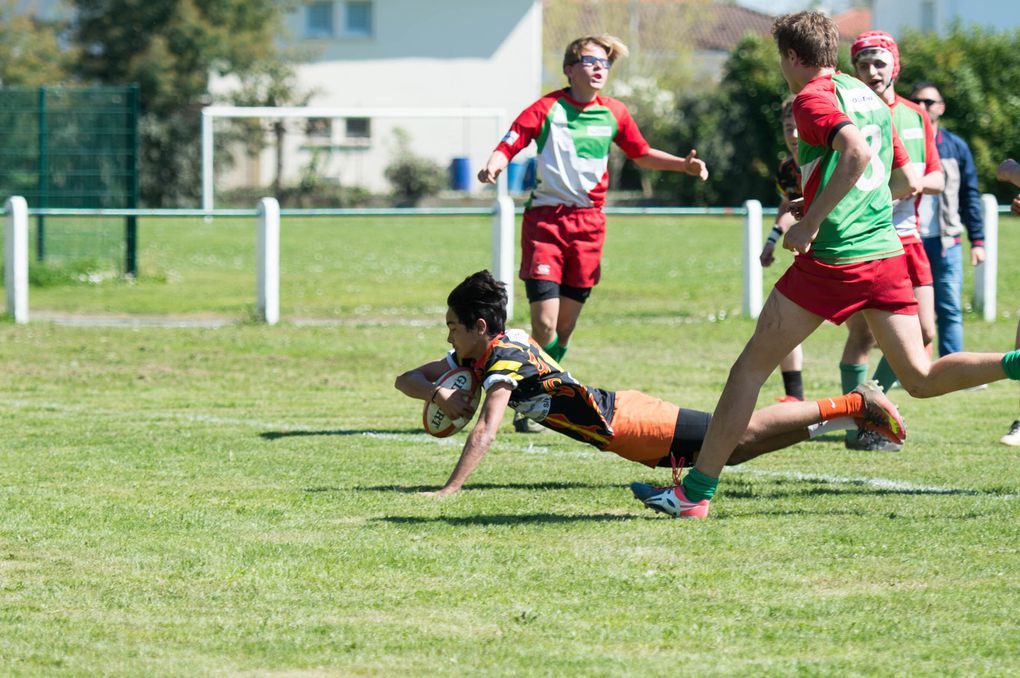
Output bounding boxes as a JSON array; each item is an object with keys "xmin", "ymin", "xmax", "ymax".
[
  {"xmin": 646, "ymin": 34, "xmax": 788, "ymax": 206},
  {"xmin": 0, "ymin": 0, "xmax": 72, "ymax": 86},
  {"xmin": 648, "ymin": 33, "xmax": 854, "ymax": 207},
  {"xmin": 71, "ymin": 0, "xmax": 296, "ymax": 206},
  {"xmin": 897, "ymin": 24, "xmax": 1020, "ymax": 202},
  {"xmin": 227, "ymin": 57, "xmax": 316, "ymax": 194}
]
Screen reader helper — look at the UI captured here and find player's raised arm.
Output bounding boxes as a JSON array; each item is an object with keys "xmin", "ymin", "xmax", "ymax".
[
  {"xmin": 631, "ymin": 148, "xmax": 709, "ymax": 180},
  {"xmin": 422, "ymin": 383, "xmax": 512, "ymax": 497}
]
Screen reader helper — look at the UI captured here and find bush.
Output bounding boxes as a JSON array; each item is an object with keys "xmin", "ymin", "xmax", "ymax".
[
  {"xmin": 897, "ymin": 24, "xmax": 1020, "ymax": 202},
  {"xmin": 383, "ymin": 128, "xmax": 446, "ymax": 206}
]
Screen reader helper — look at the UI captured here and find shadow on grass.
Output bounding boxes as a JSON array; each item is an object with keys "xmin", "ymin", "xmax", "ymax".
[
  {"xmin": 261, "ymin": 428, "xmax": 424, "ymax": 440},
  {"xmin": 374, "ymin": 512, "xmax": 639, "ymax": 526},
  {"xmin": 306, "ymin": 481, "xmax": 625, "ymax": 494}
]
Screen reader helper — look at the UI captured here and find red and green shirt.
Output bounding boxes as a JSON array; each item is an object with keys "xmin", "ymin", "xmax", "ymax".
[
  {"xmin": 794, "ymin": 72, "xmax": 911, "ymax": 264},
  {"xmin": 494, "ymin": 89, "xmax": 650, "ymax": 209},
  {"xmin": 889, "ymin": 94, "xmax": 941, "ymax": 240}
]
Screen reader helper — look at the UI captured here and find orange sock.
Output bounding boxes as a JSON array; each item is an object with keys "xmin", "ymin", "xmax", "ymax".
[{"xmin": 816, "ymin": 393, "xmax": 864, "ymax": 420}]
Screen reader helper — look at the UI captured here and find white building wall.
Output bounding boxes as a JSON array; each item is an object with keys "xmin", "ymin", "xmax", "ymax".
[
  {"xmin": 873, "ymin": 0, "xmax": 1020, "ymax": 38},
  {"xmin": 218, "ymin": 1, "xmax": 542, "ymax": 195}
]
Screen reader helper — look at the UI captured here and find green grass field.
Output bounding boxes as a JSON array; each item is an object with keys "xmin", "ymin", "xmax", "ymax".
[{"xmin": 2, "ymin": 214, "xmax": 1019, "ymax": 675}]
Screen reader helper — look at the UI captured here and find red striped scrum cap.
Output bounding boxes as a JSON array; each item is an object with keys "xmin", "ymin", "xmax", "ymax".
[{"xmin": 851, "ymin": 30, "xmax": 900, "ymax": 80}]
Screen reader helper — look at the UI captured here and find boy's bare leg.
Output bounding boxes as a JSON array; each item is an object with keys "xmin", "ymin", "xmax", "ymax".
[
  {"xmin": 693, "ymin": 290, "xmax": 825, "ymax": 478},
  {"xmin": 556, "ymin": 297, "xmax": 584, "ymax": 348},
  {"xmin": 529, "ymin": 298, "xmax": 560, "ymax": 348},
  {"xmin": 530, "ymin": 297, "xmax": 584, "ymax": 350},
  {"xmin": 780, "ymin": 344, "xmax": 803, "ymax": 373},
  {"xmin": 842, "ymin": 312, "xmax": 876, "ymax": 365},
  {"xmin": 728, "ymin": 400, "xmax": 818, "ymax": 463},
  {"xmin": 866, "ymin": 309, "xmax": 1007, "ymax": 396},
  {"xmin": 914, "ymin": 285, "xmax": 937, "ymax": 347}
]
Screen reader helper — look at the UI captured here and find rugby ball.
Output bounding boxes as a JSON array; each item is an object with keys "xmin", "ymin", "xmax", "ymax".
[{"xmin": 422, "ymin": 367, "xmax": 481, "ymax": 438}]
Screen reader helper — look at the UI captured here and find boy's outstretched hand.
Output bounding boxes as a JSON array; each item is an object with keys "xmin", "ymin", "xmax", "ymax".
[
  {"xmin": 684, "ymin": 149, "xmax": 709, "ymax": 181},
  {"xmin": 477, "ymin": 166, "xmax": 501, "ymax": 184}
]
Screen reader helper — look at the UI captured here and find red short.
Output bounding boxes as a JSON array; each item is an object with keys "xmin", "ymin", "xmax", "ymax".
[
  {"xmin": 901, "ymin": 238, "xmax": 933, "ymax": 287},
  {"xmin": 520, "ymin": 205, "xmax": 606, "ymax": 288},
  {"xmin": 774, "ymin": 254, "xmax": 918, "ymax": 325}
]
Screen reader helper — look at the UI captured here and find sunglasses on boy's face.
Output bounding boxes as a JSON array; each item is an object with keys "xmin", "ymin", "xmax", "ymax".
[
  {"xmin": 911, "ymin": 98, "xmax": 942, "ymax": 107},
  {"xmin": 574, "ymin": 55, "xmax": 611, "ymax": 70}
]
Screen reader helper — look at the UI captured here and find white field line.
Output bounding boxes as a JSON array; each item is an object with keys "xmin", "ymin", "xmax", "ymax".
[
  {"xmin": 738, "ymin": 469, "xmax": 1020, "ymax": 500},
  {"xmin": 3, "ymin": 398, "xmax": 1016, "ymax": 499}
]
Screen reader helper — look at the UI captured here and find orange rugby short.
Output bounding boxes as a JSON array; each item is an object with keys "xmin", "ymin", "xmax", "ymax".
[{"xmin": 605, "ymin": 390, "xmax": 710, "ymax": 468}]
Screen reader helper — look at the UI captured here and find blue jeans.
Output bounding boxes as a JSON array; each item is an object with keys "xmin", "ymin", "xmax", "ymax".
[{"xmin": 923, "ymin": 237, "xmax": 964, "ymax": 356}]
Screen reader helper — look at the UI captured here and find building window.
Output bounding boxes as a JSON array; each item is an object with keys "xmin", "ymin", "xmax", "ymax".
[
  {"xmin": 305, "ymin": 1, "xmax": 334, "ymax": 39},
  {"xmin": 345, "ymin": 118, "xmax": 371, "ymax": 142},
  {"xmin": 306, "ymin": 118, "xmax": 333, "ymax": 141},
  {"xmin": 343, "ymin": 1, "xmax": 373, "ymax": 37}
]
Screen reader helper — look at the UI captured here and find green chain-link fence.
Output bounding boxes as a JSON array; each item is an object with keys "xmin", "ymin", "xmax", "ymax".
[{"xmin": 0, "ymin": 85, "xmax": 140, "ymax": 275}]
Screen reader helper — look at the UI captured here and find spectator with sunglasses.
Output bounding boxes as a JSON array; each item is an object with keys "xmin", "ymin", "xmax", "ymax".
[
  {"xmin": 478, "ymin": 35, "xmax": 708, "ymax": 431},
  {"xmin": 910, "ymin": 81, "xmax": 986, "ymax": 364}
]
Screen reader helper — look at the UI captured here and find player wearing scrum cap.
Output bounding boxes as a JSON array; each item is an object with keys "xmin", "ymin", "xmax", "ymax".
[
  {"xmin": 839, "ymin": 30, "xmax": 946, "ymax": 452},
  {"xmin": 633, "ymin": 11, "xmax": 1020, "ymax": 519}
]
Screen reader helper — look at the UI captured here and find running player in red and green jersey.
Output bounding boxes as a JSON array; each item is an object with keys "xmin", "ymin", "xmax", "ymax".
[
  {"xmin": 838, "ymin": 32, "xmax": 946, "ymax": 444},
  {"xmin": 477, "ymin": 35, "xmax": 708, "ymax": 424},
  {"xmin": 633, "ymin": 10, "xmax": 1020, "ymax": 519},
  {"xmin": 395, "ymin": 271, "xmax": 905, "ymax": 497}
]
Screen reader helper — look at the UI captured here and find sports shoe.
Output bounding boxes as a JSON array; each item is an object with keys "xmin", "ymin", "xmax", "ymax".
[
  {"xmin": 777, "ymin": 394, "xmax": 803, "ymax": 403},
  {"xmin": 1001, "ymin": 419, "xmax": 1020, "ymax": 447},
  {"xmin": 852, "ymin": 380, "xmax": 906, "ymax": 444},
  {"xmin": 845, "ymin": 428, "xmax": 903, "ymax": 452},
  {"xmin": 630, "ymin": 482, "xmax": 710, "ymax": 519},
  {"xmin": 513, "ymin": 412, "xmax": 545, "ymax": 433}
]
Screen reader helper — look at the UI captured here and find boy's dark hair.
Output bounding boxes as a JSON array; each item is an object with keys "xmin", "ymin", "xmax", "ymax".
[
  {"xmin": 772, "ymin": 11, "xmax": 839, "ymax": 69},
  {"xmin": 910, "ymin": 80, "xmax": 941, "ymax": 98},
  {"xmin": 447, "ymin": 270, "xmax": 507, "ymax": 336}
]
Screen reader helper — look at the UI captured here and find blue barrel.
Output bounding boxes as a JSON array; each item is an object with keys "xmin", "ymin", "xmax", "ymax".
[
  {"xmin": 506, "ymin": 161, "xmax": 525, "ymax": 193},
  {"xmin": 522, "ymin": 157, "xmax": 537, "ymax": 190},
  {"xmin": 450, "ymin": 157, "xmax": 472, "ymax": 190}
]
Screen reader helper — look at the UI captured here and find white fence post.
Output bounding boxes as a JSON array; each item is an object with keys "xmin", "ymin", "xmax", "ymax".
[
  {"xmin": 5, "ymin": 196, "xmax": 29, "ymax": 324},
  {"xmin": 743, "ymin": 199, "xmax": 763, "ymax": 319},
  {"xmin": 973, "ymin": 194, "xmax": 998, "ymax": 322},
  {"xmin": 493, "ymin": 190, "xmax": 516, "ymax": 320},
  {"xmin": 256, "ymin": 197, "xmax": 280, "ymax": 325}
]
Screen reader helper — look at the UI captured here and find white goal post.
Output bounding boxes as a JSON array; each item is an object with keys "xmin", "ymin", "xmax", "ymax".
[{"xmin": 199, "ymin": 105, "xmax": 516, "ymax": 312}]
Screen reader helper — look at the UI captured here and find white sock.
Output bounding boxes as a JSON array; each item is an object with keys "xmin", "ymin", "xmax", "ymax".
[{"xmin": 807, "ymin": 417, "xmax": 856, "ymax": 439}]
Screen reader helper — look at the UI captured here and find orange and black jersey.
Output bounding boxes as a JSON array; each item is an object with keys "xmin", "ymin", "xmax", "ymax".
[
  {"xmin": 447, "ymin": 329, "xmax": 618, "ymax": 449},
  {"xmin": 775, "ymin": 156, "xmax": 802, "ymax": 202}
]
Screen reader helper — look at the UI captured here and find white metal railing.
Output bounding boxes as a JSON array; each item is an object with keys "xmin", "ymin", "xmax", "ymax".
[
  {"xmin": 2, "ymin": 196, "xmax": 1008, "ymax": 325},
  {"xmin": 4, "ymin": 196, "xmax": 28, "ymax": 324}
]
